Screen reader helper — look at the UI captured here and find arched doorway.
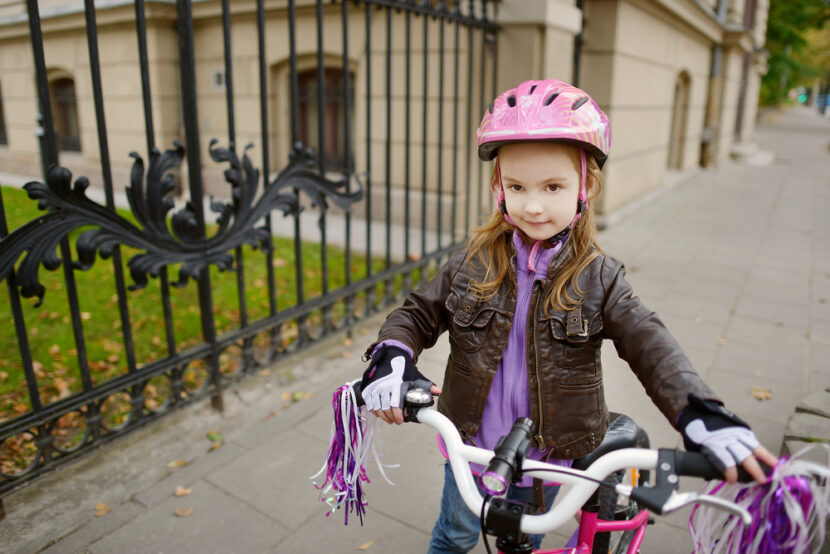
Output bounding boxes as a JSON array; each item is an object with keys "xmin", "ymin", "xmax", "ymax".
[{"xmin": 667, "ymin": 71, "xmax": 691, "ymax": 169}]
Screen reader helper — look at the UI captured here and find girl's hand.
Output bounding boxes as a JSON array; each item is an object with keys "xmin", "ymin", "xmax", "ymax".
[
  {"xmin": 677, "ymin": 393, "xmax": 777, "ymax": 484},
  {"xmin": 727, "ymin": 444, "xmax": 779, "ymax": 485},
  {"xmin": 372, "ymin": 384, "xmax": 442, "ymax": 425},
  {"xmin": 361, "ymin": 344, "xmax": 437, "ymax": 425}
]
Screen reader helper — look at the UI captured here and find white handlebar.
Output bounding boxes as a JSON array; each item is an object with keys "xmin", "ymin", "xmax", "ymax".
[{"xmin": 415, "ymin": 407, "xmax": 751, "ymax": 535}]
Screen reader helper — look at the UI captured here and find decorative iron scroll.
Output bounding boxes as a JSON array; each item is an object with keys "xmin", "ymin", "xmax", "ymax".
[{"xmin": 0, "ymin": 141, "xmax": 363, "ymax": 304}]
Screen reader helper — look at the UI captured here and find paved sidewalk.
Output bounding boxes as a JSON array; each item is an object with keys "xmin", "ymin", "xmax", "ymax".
[{"xmin": 2, "ymin": 106, "xmax": 829, "ymax": 553}]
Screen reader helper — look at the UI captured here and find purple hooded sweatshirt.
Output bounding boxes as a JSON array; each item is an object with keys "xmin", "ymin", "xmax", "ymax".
[{"xmin": 470, "ymin": 231, "xmax": 571, "ymax": 486}]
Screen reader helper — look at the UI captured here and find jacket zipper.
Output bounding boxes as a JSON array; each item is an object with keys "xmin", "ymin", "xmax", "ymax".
[{"xmin": 531, "ymin": 280, "xmax": 546, "ymax": 451}]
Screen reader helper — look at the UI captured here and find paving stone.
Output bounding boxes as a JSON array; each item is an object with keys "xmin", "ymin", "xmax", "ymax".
[
  {"xmin": 89, "ymin": 481, "xmax": 286, "ymax": 553},
  {"xmin": 275, "ymin": 508, "xmax": 430, "ymax": 553},
  {"xmin": 712, "ymin": 338, "xmax": 807, "ymax": 385},
  {"xmin": 782, "ymin": 441, "xmax": 830, "ymax": 466},
  {"xmin": 131, "ymin": 440, "xmax": 245, "ymax": 509},
  {"xmin": 40, "ymin": 500, "xmax": 145, "ymax": 554},
  {"xmin": 740, "ymin": 415, "xmax": 788, "ymax": 454},
  {"xmin": 812, "ymin": 318, "xmax": 830, "ymax": 345},
  {"xmin": 784, "ymin": 412, "xmax": 830, "ymax": 444},
  {"xmin": 705, "ymin": 367, "xmax": 804, "ymax": 423},
  {"xmin": 725, "ymin": 315, "xmax": 810, "ymax": 348},
  {"xmin": 735, "ymin": 293, "xmax": 809, "ymax": 328},
  {"xmin": 797, "ymin": 390, "xmax": 830, "ymax": 418}
]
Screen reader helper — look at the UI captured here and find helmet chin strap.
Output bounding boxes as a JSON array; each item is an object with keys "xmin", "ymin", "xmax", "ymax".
[{"xmin": 494, "ymin": 149, "xmax": 589, "ymax": 273}]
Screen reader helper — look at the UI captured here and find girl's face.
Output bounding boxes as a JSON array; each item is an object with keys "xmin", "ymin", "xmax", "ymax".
[{"xmin": 498, "ymin": 142, "xmax": 582, "ymax": 243}]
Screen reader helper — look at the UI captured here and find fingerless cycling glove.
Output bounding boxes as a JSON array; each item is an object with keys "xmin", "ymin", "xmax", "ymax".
[
  {"xmin": 360, "ymin": 344, "xmax": 431, "ymax": 411},
  {"xmin": 677, "ymin": 393, "xmax": 760, "ymax": 474}
]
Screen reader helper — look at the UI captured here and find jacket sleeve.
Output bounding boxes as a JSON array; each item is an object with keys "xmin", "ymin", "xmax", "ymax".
[
  {"xmin": 600, "ymin": 257, "xmax": 720, "ymax": 426},
  {"xmin": 366, "ymin": 247, "xmax": 466, "ymax": 363}
]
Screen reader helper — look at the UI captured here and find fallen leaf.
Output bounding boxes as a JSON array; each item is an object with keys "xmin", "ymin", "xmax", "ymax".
[
  {"xmin": 750, "ymin": 386, "xmax": 773, "ymax": 401},
  {"xmin": 717, "ymin": 338, "xmax": 727, "ymax": 345},
  {"xmin": 258, "ymin": 369, "xmax": 271, "ymax": 377},
  {"xmin": 167, "ymin": 459, "xmax": 188, "ymax": 468},
  {"xmin": 95, "ymin": 502, "xmax": 111, "ymax": 517},
  {"xmin": 209, "ymin": 442, "xmax": 223, "ymax": 452},
  {"xmin": 281, "ymin": 391, "xmax": 314, "ymax": 406},
  {"xmin": 174, "ymin": 507, "xmax": 194, "ymax": 518},
  {"xmin": 262, "ymin": 410, "xmax": 277, "ymax": 422},
  {"xmin": 206, "ymin": 429, "xmax": 223, "ymax": 443},
  {"xmin": 342, "ymin": 350, "xmax": 353, "ymax": 359},
  {"xmin": 174, "ymin": 486, "xmax": 192, "ymax": 497},
  {"xmin": 53, "ymin": 377, "xmax": 71, "ymax": 398},
  {"xmin": 357, "ymin": 540, "xmax": 374, "ymax": 551},
  {"xmin": 693, "ymin": 317, "xmax": 702, "ymax": 325},
  {"xmin": 343, "ymin": 337, "xmax": 353, "ymax": 347}
]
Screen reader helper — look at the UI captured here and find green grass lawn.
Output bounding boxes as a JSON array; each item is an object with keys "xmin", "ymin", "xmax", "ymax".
[{"xmin": 0, "ymin": 184, "xmax": 411, "ymax": 428}]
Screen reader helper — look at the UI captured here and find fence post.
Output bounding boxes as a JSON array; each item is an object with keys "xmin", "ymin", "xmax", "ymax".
[{"xmin": 175, "ymin": 0, "xmax": 223, "ymax": 411}]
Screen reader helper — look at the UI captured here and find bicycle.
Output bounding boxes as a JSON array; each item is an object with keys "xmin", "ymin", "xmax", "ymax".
[
  {"xmin": 398, "ymin": 385, "xmax": 752, "ymax": 554},
  {"xmin": 315, "ymin": 382, "xmax": 828, "ymax": 554}
]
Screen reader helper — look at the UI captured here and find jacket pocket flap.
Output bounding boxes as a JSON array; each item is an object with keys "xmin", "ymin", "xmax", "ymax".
[
  {"xmin": 447, "ymin": 291, "xmax": 496, "ymax": 328},
  {"xmin": 454, "ymin": 305, "xmax": 495, "ymax": 328},
  {"xmin": 547, "ymin": 311, "xmax": 603, "ymax": 342}
]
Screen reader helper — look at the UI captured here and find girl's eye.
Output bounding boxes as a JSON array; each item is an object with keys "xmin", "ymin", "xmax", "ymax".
[
  {"xmin": 546, "ymin": 184, "xmax": 561, "ymax": 192},
  {"xmin": 507, "ymin": 184, "xmax": 523, "ymax": 192}
]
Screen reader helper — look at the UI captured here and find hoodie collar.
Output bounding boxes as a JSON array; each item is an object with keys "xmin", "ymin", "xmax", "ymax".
[{"xmin": 512, "ymin": 231, "xmax": 567, "ymax": 278}]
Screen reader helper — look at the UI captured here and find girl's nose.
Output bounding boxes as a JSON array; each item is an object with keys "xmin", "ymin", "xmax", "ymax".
[{"xmin": 525, "ymin": 197, "xmax": 544, "ymax": 215}]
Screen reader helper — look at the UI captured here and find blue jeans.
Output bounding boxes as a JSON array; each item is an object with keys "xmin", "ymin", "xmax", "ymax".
[{"xmin": 428, "ymin": 462, "xmax": 560, "ymax": 553}]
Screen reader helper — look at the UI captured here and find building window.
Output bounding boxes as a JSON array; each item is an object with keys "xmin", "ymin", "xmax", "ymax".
[
  {"xmin": 0, "ymin": 82, "xmax": 7, "ymax": 146},
  {"xmin": 50, "ymin": 77, "xmax": 81, "ymax": 152},
  {"xmin": 297, "ymin": 68, "xmax": 354, "ymax": 171}
]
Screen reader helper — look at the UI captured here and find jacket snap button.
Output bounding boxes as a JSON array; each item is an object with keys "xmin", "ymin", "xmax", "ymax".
[{"xmin": 565, "ymin": 449, "xmax": 570, "ymax": 455}]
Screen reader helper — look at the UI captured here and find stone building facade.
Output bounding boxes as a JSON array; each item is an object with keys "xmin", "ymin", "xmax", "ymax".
[{"xmin": 0, "ymin": 0, "xmax": 769, "ymax": 227}]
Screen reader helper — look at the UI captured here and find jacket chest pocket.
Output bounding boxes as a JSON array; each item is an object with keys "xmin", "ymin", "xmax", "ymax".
[
  {"xmin": 446, "ymin": 291, "xmax": 497, "ymax": 353},
  {"xmin": 544, "ymin": 307, "xmax": 603, "ymax": 381}
]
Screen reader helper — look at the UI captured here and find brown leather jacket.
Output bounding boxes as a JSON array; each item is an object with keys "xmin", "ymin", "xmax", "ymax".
[{"xmin": 371, "ymin": 236, "xmax": 719, "ymax": 459}]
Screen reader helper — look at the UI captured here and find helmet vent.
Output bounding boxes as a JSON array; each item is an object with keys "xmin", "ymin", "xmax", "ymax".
[
  {"xmin": 488, "ymin": 101, "xmax": 494, "ymax": 114},
  {"xmin": 528, "ymin": 84, "xmax": 537, "ymax": 95},
  {"xmin": 507, "ymin": 95, "xmax": 516, "ymax": 107},
  {"xmin": 543, "ymin": 93, "xmax": 559, "ymax": 106},
  {"xmin": 572, "ymin": 96, "xmax": 589, "ymax": 110}
]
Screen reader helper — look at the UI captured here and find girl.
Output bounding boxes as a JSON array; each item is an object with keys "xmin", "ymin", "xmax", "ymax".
[{"xmin": 358, "ymin": 79, "xmax": 777, "ymax": 553}]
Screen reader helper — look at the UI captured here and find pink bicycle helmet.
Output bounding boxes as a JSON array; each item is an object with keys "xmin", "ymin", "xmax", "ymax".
[
  {"xmin": 476, "ymin": 79, "xmax": 610, "ymax": 167},
  {"xmin": 478, "ymin": 79, "xmax": 610, "ymax": 269}
]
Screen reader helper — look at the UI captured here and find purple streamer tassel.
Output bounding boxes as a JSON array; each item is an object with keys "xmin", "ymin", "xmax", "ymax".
[
  {"xmin": 311, "ymin": 380, "xmax": 397, "ymax": 525},
  {"xmin": 689, "ymin": 444, "xmax": 830, "ymax": 553}
]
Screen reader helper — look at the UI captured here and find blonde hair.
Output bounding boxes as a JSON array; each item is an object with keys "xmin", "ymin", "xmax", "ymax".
[{"xmin": 467, "ymin": 147, "xmax": 604, "ymax": 313}]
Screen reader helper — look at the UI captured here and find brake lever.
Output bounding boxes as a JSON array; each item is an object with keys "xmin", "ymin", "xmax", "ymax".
[{"xmin": 662, "ymin": 491, "xmax": 752, "ymax": 525}]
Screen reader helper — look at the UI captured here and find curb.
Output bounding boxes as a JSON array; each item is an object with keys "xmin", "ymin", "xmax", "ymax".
[{"xmin": 782, "ymin": 388, "xmax": 830, "ymax": 465}]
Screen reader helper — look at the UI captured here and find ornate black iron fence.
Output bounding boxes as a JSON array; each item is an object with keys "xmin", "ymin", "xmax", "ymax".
[{"xmin": 0, "ymin": 0, "xmax": 498, "ymax": 511}]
